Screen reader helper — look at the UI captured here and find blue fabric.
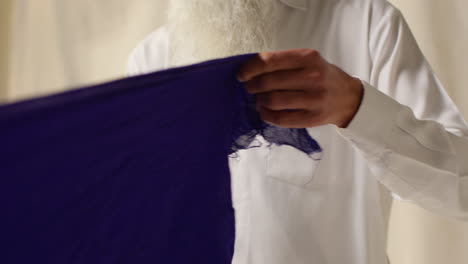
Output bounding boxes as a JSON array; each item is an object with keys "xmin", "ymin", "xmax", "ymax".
[{"xmin": 0, "ymin": 54, "xmax": 321, "ymax": 264}]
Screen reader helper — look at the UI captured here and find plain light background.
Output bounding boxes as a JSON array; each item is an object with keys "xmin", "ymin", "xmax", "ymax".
[{"xmin": 0, "ymin": 1, "xmax": 467, "ymax": 263}]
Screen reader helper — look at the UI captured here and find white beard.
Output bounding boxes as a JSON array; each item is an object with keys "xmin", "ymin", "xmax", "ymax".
[{"xmin": 167, "ymin": 0, "xmax": 281, "ymax": 67}]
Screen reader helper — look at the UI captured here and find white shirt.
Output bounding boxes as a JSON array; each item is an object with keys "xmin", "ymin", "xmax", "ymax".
[{"xmin": 127, "ymin": 0, "xmax": 468, "ymax": 263}]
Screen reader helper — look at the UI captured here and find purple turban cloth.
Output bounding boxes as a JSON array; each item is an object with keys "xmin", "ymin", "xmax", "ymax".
[{"xmin": 0, "ymin": 54, "xmax": 321, "ymax": 264}]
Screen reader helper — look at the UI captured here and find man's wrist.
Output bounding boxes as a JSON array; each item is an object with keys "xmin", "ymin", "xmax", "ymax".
[{"xmin": 338, "ymin": 77, "xmax": 365, "ymax": 128}]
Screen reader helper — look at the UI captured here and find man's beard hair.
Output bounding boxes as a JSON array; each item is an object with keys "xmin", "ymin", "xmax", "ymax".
[{"xmin": 167, "ymin": 0, "xmax": 281, "ymax": 67}]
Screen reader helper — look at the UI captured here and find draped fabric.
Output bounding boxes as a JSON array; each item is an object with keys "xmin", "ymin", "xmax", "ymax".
[{"xmin": 0, "ymin": 54, "xmax": 320, "ymax": 264}]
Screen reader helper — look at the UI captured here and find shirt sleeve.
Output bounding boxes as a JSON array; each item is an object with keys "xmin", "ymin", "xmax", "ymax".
[
  {"xmin": 126, "ymin": 27, "xmax": 169, "ymax": 76},
  {"xmin": 338, "ymin": 5, "xmax": 468, "ymax": 220}
]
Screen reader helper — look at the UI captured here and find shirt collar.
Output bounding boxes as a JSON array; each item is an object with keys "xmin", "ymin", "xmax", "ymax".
[{"xmin": 279, "ymin": 0, "xmax": 308, "ymax": 11}]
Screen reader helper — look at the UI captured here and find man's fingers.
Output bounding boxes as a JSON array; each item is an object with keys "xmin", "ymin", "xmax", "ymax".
[
  {"xmin": 245, "ymin": 69, "xmax": 323, "ymax": 94},
  {"xmin": 238, "ymin": 49, "xmax": 322, "ymax": 82},
  {"xmin": 258, "ymin": 107, "xmax": 325, "ymax": 128},
  {"xmin": 256, "ymin": 90, "xmax": 325, "ymax": 111}
]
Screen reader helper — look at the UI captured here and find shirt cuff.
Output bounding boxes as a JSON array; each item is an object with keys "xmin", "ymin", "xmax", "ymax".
[{"xmin": 337, "ymin": 81, "xmax": 403, "ymax": 155}]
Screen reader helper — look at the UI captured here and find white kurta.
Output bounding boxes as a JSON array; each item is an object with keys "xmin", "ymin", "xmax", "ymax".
[{"xmin": 127, "ymin": 0, "xmax": 468, "ymax": 263}]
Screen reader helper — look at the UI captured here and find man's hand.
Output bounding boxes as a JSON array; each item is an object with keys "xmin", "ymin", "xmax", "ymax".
[{"xmin": 237, "ymin": 49, "xmax": 364, "ymax": 128}]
